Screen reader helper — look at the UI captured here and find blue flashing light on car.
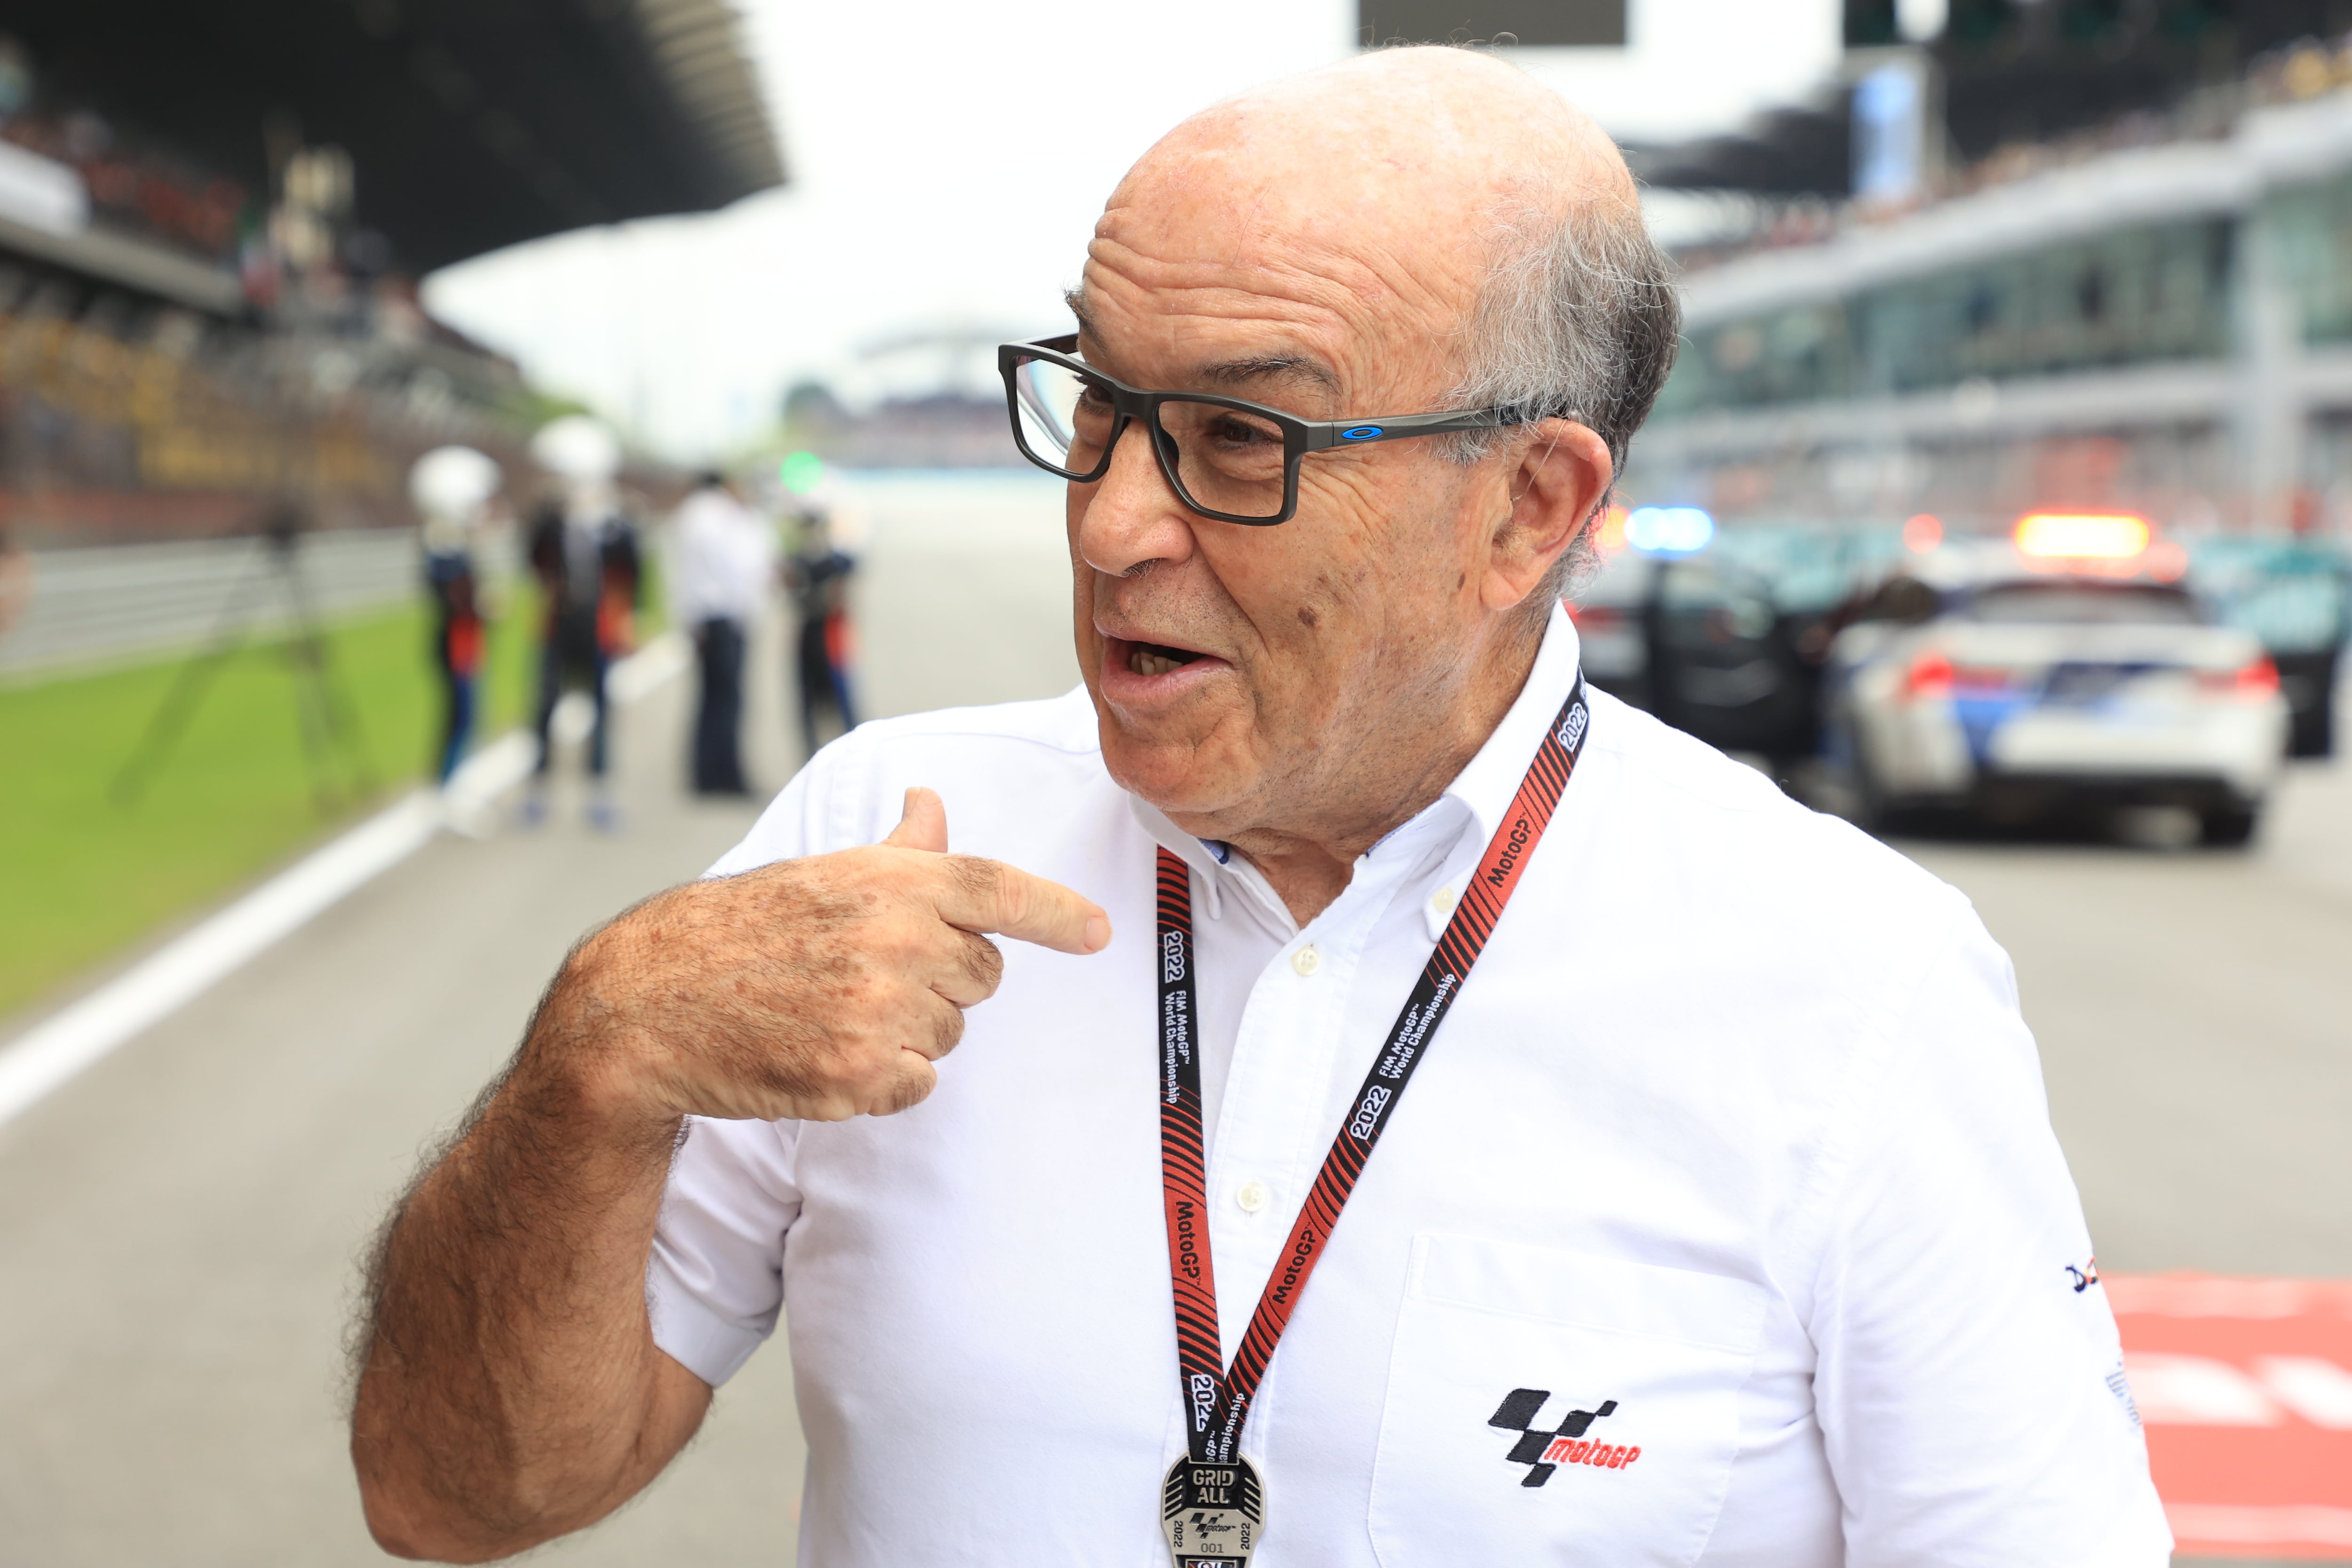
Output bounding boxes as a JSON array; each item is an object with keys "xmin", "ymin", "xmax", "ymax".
[{"xmin": 1625, "ymin": 506, "xmax": 1715, "ymax": 555}]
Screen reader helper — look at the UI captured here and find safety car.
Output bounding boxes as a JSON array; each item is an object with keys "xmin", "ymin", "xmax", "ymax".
[{"xmin": 1821, "ymin": 514, "xmax": 2289, "ymax": 845}]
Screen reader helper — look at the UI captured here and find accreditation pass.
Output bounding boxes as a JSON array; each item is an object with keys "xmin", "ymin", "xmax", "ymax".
[{"xmin": 1161, "ymin": 1454, "xmax": 1264, "ymax": 1568}]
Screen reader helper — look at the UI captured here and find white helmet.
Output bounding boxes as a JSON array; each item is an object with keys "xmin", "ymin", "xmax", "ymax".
[
  {"xmin": 408, "ymin": 445, "xmax": 503, "ymax": 523},
  {"xmin": 530, "ymin": 415, "xmax": 622, "ymax": 483}
]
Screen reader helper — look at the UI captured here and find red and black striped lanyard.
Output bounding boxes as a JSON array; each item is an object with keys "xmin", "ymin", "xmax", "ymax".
[{"xmin": 1155, "ymin": 677, "xmax": 1591, "ymax": 1465}]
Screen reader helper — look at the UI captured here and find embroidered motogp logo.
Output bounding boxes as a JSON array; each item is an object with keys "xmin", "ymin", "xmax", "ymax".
[
  {"xmin": 1487, "ymin": 1388, "xmax": 1640, "ymax": 1488},
  {"xmin": 2066, "ymin": 1256, "xmax": 2101, "ymax": 1293}
]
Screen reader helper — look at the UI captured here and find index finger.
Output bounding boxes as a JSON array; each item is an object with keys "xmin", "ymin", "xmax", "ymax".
[{"xmin": 929, "ymin": 855, "xmax": 1111, "ymax": 955}]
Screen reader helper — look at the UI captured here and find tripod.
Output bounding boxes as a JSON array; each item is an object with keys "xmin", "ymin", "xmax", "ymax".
[{"xmin": 111, "ymin": 504, "xmax": 379, "ymax": 815}]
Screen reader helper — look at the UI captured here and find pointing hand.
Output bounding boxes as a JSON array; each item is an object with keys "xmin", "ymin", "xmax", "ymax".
[{"xmin": 545, "ymin": 788, "xmax": 1112, "ymax": 1124}]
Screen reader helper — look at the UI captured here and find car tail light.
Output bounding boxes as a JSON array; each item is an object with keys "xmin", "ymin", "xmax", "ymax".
[
  {"xmin": 1901, "ymin": 652, "xmax": 1955, "ymax": 699},
  {"xmin": 1899, "ymin": 653, "xmax": 2012, "ymax": 700},
  {"xmin": 2197, "ymin": 656, "xmax": 2280, "ymax": 700}
]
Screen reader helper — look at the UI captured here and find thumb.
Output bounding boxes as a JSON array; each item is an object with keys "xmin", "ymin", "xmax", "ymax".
[{"xmin": 882, "ymin": 786, "xmax": 949, "ymax": 853}]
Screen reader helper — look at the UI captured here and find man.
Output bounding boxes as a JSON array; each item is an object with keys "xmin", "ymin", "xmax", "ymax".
[
  {"xmin": 523, "ymin": 416, "xmax": 642, "ymax": 831},
  {"xmin": 410, "ymin": 446, "xmax": 503, "ymax": 785},
  {"xmin": 0, "ymin": 505, "xmax": 28, "ymax": 642},
  {"xmin": 353, "ymin": 48, "xmax": 2168, "ymax": 1567},
  {"xmin": 672, "ymin": 469, "xmax": 778, "ymax": 795},
  {"xmin": 785, "ymin": 504, "xmax": 858, "ymax": 758}
]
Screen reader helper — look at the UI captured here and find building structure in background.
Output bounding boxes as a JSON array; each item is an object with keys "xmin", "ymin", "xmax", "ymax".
[
  {"xmin": 1632, "ymin": 9, "xmax": 2352, "ymax": 538},
  {"xmin": 1635, "ymin": 0, "xmax": 2352, "ymax": 199},
  {"xmin": 0, "ymin": 1, "xmax": 782, "ymax": 547},
  {"xmin": 778, "ymin": 327, "xmax": 1024, "ymax": 470}
]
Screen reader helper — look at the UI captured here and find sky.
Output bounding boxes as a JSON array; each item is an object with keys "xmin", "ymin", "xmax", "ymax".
[{"xmin": 421, "ymin": 0, "xmax": 1843, "ymax": 459}]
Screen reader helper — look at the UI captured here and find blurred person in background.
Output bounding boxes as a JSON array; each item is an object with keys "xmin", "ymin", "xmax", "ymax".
[
  {"xmin": 786, "ymin": 505, "xmax": 858, "ymax": 758},
  {"xmin": 353, "ymin": 48, "xmax": 2167, "ymax": 1568},
  {"xmin": 672, "ymin": 467, "xmax": 777, "ymax": 796},
  {"xmin": 0, "ymin": 516, "xmax": 28, "ymax": 643},
  {"xmin": 523, "ymin": 416, "xmax": 641, "ymax": 832},
  {"xmin": 409, "ymin": 446, "xmax": 503, "ymax": 785}
]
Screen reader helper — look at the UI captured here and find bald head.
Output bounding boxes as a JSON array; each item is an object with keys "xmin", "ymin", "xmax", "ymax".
[
  {"xmin": 1083, "ymin": 47, "xmax": 1673, "ymax": 479},
  {"xmin": 1153, "ymin": 45, "xmax": 1639, "ymax": 243}
]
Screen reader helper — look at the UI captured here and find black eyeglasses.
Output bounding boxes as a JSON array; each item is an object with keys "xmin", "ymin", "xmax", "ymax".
[{"xmin": 998, "ymin": 334, "xmax": 1561, "ymax": 525}]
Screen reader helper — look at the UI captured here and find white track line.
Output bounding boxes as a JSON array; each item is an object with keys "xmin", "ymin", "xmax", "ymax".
[
  {"xmin": 2166, "ymin": 1502, "xmax": 2352, "ymax": 1548},
  {"xmin": 0, "ymin": 793, "xmax": 444, "ymax": 1127},
  {"xmin": 0, "ymin": 631, "xmax": 690, "ymax": 1131}
]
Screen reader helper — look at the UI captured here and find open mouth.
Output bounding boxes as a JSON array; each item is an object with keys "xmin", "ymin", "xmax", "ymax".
[{"xmin": 1124, "ymin": 640, "xmax": 1208, "ymax": 677}]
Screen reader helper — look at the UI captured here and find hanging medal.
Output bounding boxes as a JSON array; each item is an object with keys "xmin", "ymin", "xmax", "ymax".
[{"xmin": 1154, "ymin": 678, "xmax": 1591, "ymax": 1568}]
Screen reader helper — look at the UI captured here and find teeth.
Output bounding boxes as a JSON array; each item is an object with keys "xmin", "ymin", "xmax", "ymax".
[{"xmin": 1128, "ymin": 648, "xmax": 1184, "ymax": 677}]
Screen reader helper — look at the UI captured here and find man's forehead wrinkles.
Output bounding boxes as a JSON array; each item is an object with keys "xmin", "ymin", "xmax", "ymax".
[
  {"xmin": 1085, "ymin": 250, "xmax": 1425, "ymax": 349},
  {"xmin": 1078, "ymin": 214, "xmax": 1479, "ymax": 413},
  {"xmin": 1097, "ymin": 205, "xmax": 1458, "ymax": 290},
  {"xmin": 1089, "ymin": 207, "xmax": 1474, "ymax": 365},
  {"xmin": 1075, "ymin": 305, "xmax": 1348, "ymax": 408},
  {"xmin": 1081, "ymin": 260, "xmax": 1351, "ymax": 338},
  {"xmin": 1084, "ymin": 304, "xmax": 1349, "ymax": 384},
  {"xmin": 1084, "ymin": 248, "xmax": 1356, "ymax": 344}
]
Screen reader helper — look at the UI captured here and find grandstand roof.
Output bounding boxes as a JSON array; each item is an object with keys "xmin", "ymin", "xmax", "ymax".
[
  {"xmin": 10, "ymin": 0, "xmax": 785, "ymax": 273},
  {"xmin": 1634, "ymin": 3, "xmax": 2352, "ymax": 198}
]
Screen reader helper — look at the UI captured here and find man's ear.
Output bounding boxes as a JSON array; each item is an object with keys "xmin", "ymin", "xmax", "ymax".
[{"xmin": 1480, "ymin": 420, "xmax": 1613, "ymax": 613}]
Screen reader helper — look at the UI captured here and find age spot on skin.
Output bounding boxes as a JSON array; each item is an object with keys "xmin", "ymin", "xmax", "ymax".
[{"xmin": 1297, "ymin": 605, "xmax": 1319, "ymax": 628}]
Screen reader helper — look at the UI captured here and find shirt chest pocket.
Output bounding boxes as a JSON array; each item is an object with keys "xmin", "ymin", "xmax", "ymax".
[{"xmin": 1368, "ymin": 1234, "xmax": 1765, "ymax": 1568}]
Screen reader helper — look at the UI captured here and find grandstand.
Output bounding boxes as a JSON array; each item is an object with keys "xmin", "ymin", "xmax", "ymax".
[
  {"xmin": 0, "ymin": 1, "xmax": 782, "ymax": 545},
  {"xmin": 1635, "ymin": 82, "xmax": 2352, "ymax": 538}
]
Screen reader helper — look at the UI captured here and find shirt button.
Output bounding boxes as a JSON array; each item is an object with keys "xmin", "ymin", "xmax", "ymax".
[
  {"xmin": 1429, "ymin": 885, "xmax": 1458, "ymax": 919},
  {"xmin": 1237, "ymin": 1179, "xmax": 1271, "ymax": 1213},
  {"xmin": 1291, "ymin": 944, "xmax": 1322, "ymax": 977}
]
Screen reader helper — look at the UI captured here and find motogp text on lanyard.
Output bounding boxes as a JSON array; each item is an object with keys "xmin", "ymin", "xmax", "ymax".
[{"xmin": 1155, "ymin": 679, "xmax": 1592, "ymax": 1568}]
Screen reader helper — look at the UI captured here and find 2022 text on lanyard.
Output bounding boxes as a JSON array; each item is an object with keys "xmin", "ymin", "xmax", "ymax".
[{"xmin": 1154, "ymin": 677, "xmax": 1594, "ymax": 1568}]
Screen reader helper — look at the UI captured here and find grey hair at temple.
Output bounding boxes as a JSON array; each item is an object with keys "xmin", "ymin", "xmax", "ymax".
[{"xmin": 1444, "ymin": 182, "xmax": 1682, "ymax": 598}]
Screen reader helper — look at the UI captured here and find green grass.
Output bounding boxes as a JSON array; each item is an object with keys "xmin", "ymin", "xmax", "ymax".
[{"xmin": 0, "ymin": 594, "xmax": 548, "ymax": 1020}]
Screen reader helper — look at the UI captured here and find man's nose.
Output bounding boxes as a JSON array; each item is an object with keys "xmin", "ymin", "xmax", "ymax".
[{"xmin": 1075, "ymin": 418, "xmax": 1197, "ymax": 579}]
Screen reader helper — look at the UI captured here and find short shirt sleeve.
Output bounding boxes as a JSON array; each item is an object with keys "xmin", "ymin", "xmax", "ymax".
[
  {"xmin": 645, "ymin": 745, "xmax": 866, "ymax": 1386},
  {"xmin": 1810, "ymin": 909, "xmax": 2172, "ymax": 1566},
  {"xmin": 648, "ymin": 1116, "xmax": 803, "ymax": 1385}
]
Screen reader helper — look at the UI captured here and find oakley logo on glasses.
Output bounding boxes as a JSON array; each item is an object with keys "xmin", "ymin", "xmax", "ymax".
[{"xmin": 1339, "ymin": 425, "xmax": 1383, "ymax": 441}]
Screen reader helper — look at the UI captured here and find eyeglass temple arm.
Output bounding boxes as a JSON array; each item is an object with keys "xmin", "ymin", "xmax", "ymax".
[{"xmin": 1300, "ymin": 406, "xmax": 1582, "ymax": 452}]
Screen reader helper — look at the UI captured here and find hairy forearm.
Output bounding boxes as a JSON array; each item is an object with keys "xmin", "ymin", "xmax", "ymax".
[
  {"xmin": 351, "ymin": 961, "xmax": 704, "ymax": 1560},
  {"xmin": 347, "ymin": 805, "xmax": 1104, "ymax": 1557}
]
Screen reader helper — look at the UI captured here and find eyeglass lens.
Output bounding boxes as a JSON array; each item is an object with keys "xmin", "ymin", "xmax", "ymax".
[
  {"xmin": 1009, "ymin": 353, "xmax": 1290, "ymax": 521},
  {"xmin": 1009, "ymin": 355, "xmax": 1103, "ymax": 477},
  {"xmin": 1153, "ymin": 399, "xmax": 1287, "ymax": 520}
]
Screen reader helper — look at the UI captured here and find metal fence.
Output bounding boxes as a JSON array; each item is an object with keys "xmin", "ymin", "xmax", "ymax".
[{"xmin": 0, "ymin": 529, "xmax": 432, "ymax": 679}]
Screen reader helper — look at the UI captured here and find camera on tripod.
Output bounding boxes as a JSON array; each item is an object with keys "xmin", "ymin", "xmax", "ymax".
[{"xmin": 111, "ymin": 495, "xmax": 378, "ymax": 815}]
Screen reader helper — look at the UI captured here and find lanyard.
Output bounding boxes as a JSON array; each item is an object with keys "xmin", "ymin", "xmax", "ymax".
[{"xmin": 1155, "ymin": 677, "xmax": 1591, "ymax": 1466}]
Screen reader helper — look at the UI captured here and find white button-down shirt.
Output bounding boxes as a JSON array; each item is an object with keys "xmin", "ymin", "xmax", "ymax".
[
  {"xmin": 649, "ymin": 605, "xmax": 2169, "ymax": 1568},
  {"xmin": 670, "ymin": 486, "xmax": 777, "ymax": 628}
]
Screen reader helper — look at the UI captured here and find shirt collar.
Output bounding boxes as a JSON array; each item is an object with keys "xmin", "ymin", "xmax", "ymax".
[
  {"xmin": 1125, "ymin": 601, "xmax": 1584, "ymax": 916},
  {"xmin": 1128, "ymin": 795, "xmax": 1254, "ymax": 923},
  {"xmin": 1430, "ymin": 600, "xmax": 1584, "ymax": 851}
]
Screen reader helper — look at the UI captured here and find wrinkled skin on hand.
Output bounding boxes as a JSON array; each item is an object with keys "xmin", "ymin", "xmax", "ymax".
[{"xmin": 544, "ymin": 786, "xmax": 1112, "ymax": 1129}]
